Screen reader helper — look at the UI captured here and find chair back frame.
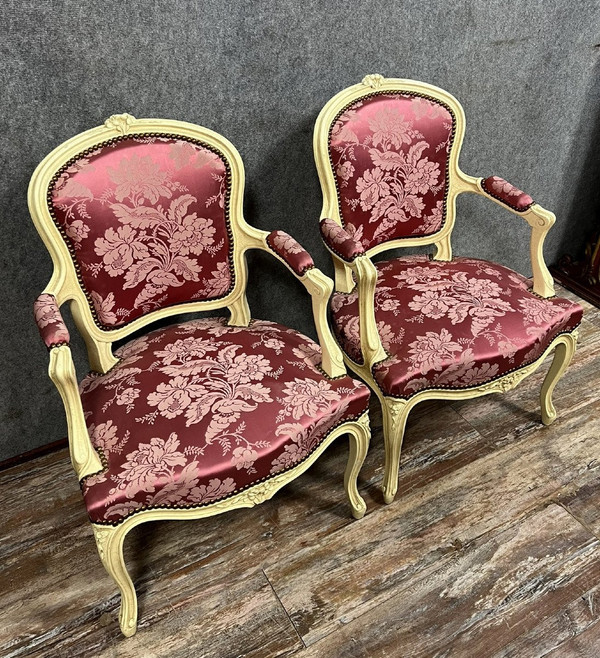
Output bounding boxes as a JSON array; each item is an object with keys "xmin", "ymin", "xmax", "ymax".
[
  {"xmin": 29, "ymin": 114, "xmax": 257, "ymax": 373},
  {"xmin": 314, "ymin": 74, "xmax": 469, "ymax": 290}
]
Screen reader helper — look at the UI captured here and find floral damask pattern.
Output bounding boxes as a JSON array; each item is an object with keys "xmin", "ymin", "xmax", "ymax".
[
  {"xmin": 80, "ymin": 317, "xmax": 370, "ymax": 523},
  {"xmin": 33, "ymin": 294, "xmax": 70, "ymax": 347},
  {"xmin": 329, "ymin": 94, "xmax": 454, "ymax": 250},
  {"xmin": 266, "ymin": 230, "xmax": 315, "ymax": 276},
  {"xmin": 50, "ymin": 137, "xmax": 234, "ymax": 328},
  {"xmin": 319, "ymin": 218, "xmax": 365, "ymax": 262},
  {"xmin": 330, "ymin": 255, "xmax": 582, "ymax": 398},
  {"xmin": 481, "ymin": 176, "xmax": 534, "ymax": 211}
]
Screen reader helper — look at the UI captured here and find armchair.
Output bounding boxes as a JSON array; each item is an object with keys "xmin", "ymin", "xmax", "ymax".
[
  {"xmin": 314, "ymin": 75, "xmax": 582, "ymax": 504},
  {"xmin": 29, "ymin": 114, "xmax": 371, "ymax": 636}
]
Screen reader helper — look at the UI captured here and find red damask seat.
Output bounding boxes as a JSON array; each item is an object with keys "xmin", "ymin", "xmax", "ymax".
[
  {"xmin": 314, "ymin": 75, "xmax": 582, "ymax": 504},
  {"xmin": 331, "ymin": 256, "xmax": 581, "ymax": 397},
  {"xmin": 79, "ymin": 317, "xmax": 369, "ymax": 524},
  {"xmin": 30, "ymin": 115, "xmax": 371, "ymax": 637}
]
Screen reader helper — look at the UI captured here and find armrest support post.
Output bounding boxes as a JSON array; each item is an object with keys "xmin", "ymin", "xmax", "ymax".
[
  {"xmin": 48, "ymin": 345, "xmax": 103, "ymax": 480},
  {"xmin": 455, "ymin": 172, "xmax": 556, "ymax": 298},
  {"xmin": 242, "ymin": 225, "xmax": 347, "ymax": 378},
  {"xmin": 523, "ymin": 205, "xmax": 555, "ymax": 297},
  {"xmin": 303, "ymin": 269, "xmax": 346, "ymax": 377},
  {"xmin": 317, "ymin": 220, "xmax": 386, "ymax": 366},
  {"xmin": 353, "ymin": 256, "xmax": 387, "ymax": 366}
]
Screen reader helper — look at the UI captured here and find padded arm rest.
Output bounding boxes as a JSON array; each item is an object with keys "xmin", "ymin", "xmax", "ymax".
[
  {"xmin": 266, "ymin": 230, "xmax": 315, "ymax": 276},
  {"xmin": 480, "ymin": 176, "xmax": 534, "ymax": 212},
  {"xmin": 456, "ymin": 170, "xmax": 555, "ymax": 298},
  {"xmin": 319, "ymin": 218, "xmax": 365, "ymax": 262},
  {"xmin": 34, "ymin": 293, "xmax": 70, "ymax": 348},
  {"xmin": 243, "ymin": 226, "xmax": 346, "ymax": 378}
]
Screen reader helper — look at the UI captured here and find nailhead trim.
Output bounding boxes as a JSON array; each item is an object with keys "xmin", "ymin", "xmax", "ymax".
[
  {"xmin": 480, "ymin": 177, "xmax": 534, "ymax": 212},
  {"xmin": 81, "ymin": 407, "xmax": 370, "ymax": 527},
  {"xmin": 47, "ymin": 133, "xmax": 237, "ymax": 333},
  {"xmin": 47, "ymin": 341, "xmax": 70, "ymax": 351},
  {"xmin": 326, "ymin": 90, "xmax": 457, "ymax": 246}
]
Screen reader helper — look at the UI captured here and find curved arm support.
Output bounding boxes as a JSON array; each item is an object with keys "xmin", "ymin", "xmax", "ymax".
[
  {"xmin": 455, "ymin": 171, "xmax": 555, "ymax": 298},
  {"xmin": 48, "ymin": 345, "xmax": 103, "ymax": 479},
  {"xmin": 353, "ymin": 256, "xmax": 387, "ymax": 366},
  {"xmin": 302, "ymin": 268, "xmax": 346, "ymax": 377},
  {"xmin": 241, "ymin": 225, "xmax": 346, "ymax": 378}
]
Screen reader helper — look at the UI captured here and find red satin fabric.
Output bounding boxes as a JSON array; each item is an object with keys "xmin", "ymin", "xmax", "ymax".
[
  {"xmin": 331, "ymin": 256, "xmax": 582, "ymax": 398},
  {"xmin": 33, "ymin": 294, "xmax": 70, "ymax": 347},
  {"xmin": 266, "ymin": 230, "xmax": 315, "ymax": 276},
  {"xmin": 329, "ymin": 93, "xmax": 454, "ymax": 250},
  {"xmin": 482, "ymin": 176, "xmax": 534, "ymax": 211},
  {"xmin": 80, "ymin": 317, "xmax": 370, "ymax": 524},
  {"xmin": 50, "ymin": 137, "xmax": 234, "ymax": 328},
  {"xmin": 320, "ymin": 218, "xmax": 365, "ymax": 262}
]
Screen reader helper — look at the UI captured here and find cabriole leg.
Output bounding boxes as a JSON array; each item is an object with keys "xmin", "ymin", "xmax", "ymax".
[
  {"xmin": 92, "ymin": 523, "xmax": 138, "ymax": 637},
  {"xmin": 344, "ymin": 413, "xmax": 371, "ymax": 519},
  {"xmin": 540, "ymin": 332, "xmax": 577, "ymax": 426},
  {"xmin": 381, "ymin": 398, "xmax": 411, "ymax": 504}
]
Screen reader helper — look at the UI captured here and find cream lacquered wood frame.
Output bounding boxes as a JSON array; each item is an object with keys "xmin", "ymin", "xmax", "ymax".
[
  {"xmin": 29, "ymin": 114, "xmax": 371, "ymax": 636},
  {"xmin": 314, "ymin": 75, "xmax": 579, "ymax": 504}
]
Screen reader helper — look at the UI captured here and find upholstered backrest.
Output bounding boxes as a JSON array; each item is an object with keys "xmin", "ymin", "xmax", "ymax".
[
  {"xmin": 49, "ymin": 135, "xmax": 233, "ymax": 328},
  {"xmin": 29, "ymin": 116, "xmax": 253, "ymax": 371},
  {"xmin": 315, "ymin": 77, "xmax": 465, "ymax": 255}
]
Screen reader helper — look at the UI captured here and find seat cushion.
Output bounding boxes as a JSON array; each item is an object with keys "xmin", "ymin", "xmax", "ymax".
[
  {"xmin": 331, "ymin": 256, "xmax": 582, "ymax": 398},
  {"xmin": 80, "ymin": 318, "xmax": 370, "ymax": 524}
]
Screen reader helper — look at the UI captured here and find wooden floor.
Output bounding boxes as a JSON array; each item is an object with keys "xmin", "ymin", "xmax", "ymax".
[{"xmin": 2, "ymin": 286, "xmax": 600, "ymax": 658}]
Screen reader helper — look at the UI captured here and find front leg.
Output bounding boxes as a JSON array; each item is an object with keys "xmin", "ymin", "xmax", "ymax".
[
  {"xmin": 381, "ymin": 398, "xmax": 411, "ymax": 504},
  {"xmin": 343, "ymin": 412, "xmax": 371, "ymax": 519},
  {"xmin": 92, "ymin": 523, "xmax": 138, "ymax": 636},
  {"xmin": 540, "ymin": 332, "xmax": 578, "ymax": 425}
]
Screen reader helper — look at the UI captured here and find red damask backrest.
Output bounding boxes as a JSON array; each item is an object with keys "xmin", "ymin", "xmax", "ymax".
[
  {"xmin": 29, "ymin": 116, "xmax": 253, "ymax": 372},
  {"xmin": 49, "ymin": 134, "xmax": 233, "ymax": 328},
  {"xmin": 315, "ymin": 77, "xmax": 466, "ymax": 254}
]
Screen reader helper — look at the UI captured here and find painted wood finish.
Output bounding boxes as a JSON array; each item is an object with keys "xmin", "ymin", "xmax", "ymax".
[{"xmin": 2, "ymin": 285, "xmax": 599, "ymax": 656}]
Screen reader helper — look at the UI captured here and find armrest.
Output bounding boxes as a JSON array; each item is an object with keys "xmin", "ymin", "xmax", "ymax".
[
  {"xmin": 34, "ymin": 293, "xmax": 70, "ymax": 348},
  {"xmin": 480, "ymin": 176, "xmax": 534, "ymax": 212},
  {"xmin": 317, "ymin": 221, "xmax": 386, "ymax": 367},
  {"xmin": 266, "ymin": 230, "xmax": 315, "ymax": 276},
  {"xmin": 34, "ymin": 294, "xmax": 102, "ymax": 480},
  {"xmin": 249, "ymin": 229, "xmax": 346, "ymax": 378},
  {"xmin": 455, "ymin": 171, "xmax": 555, "ymax": 298},
  {"xmin": 319, "ymin": 218, "xmax": 365, "ymax": 262}
]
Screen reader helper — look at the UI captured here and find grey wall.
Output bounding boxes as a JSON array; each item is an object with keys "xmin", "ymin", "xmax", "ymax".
[{"xmin": 1, "ymin": 0, "xmax": 599, "ymax": 461}]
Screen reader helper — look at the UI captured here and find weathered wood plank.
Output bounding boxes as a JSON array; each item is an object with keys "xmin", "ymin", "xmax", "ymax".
[
  {"xmin": 542, "ymin": 619, "xmax": 600, "ymax": 657},
  {"xmin": 492, "ymin": 583, "xmax": 600, "ymax": 657},
  {"xmin": 263, "ymin": 400, "xmax": 600, "ymax": 646},
  {"xmin": 297, "ymin": 505, "xmax": 600, "ymax": 658},
  {"xmin": 557, "ymin": 475, "xmax": 600, "ymax": 541}
]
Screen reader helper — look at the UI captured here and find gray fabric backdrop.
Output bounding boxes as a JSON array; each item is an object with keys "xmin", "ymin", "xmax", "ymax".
[{"xmin": 1, "ymin": 0, "xmax": 599, "ymax": 461}]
